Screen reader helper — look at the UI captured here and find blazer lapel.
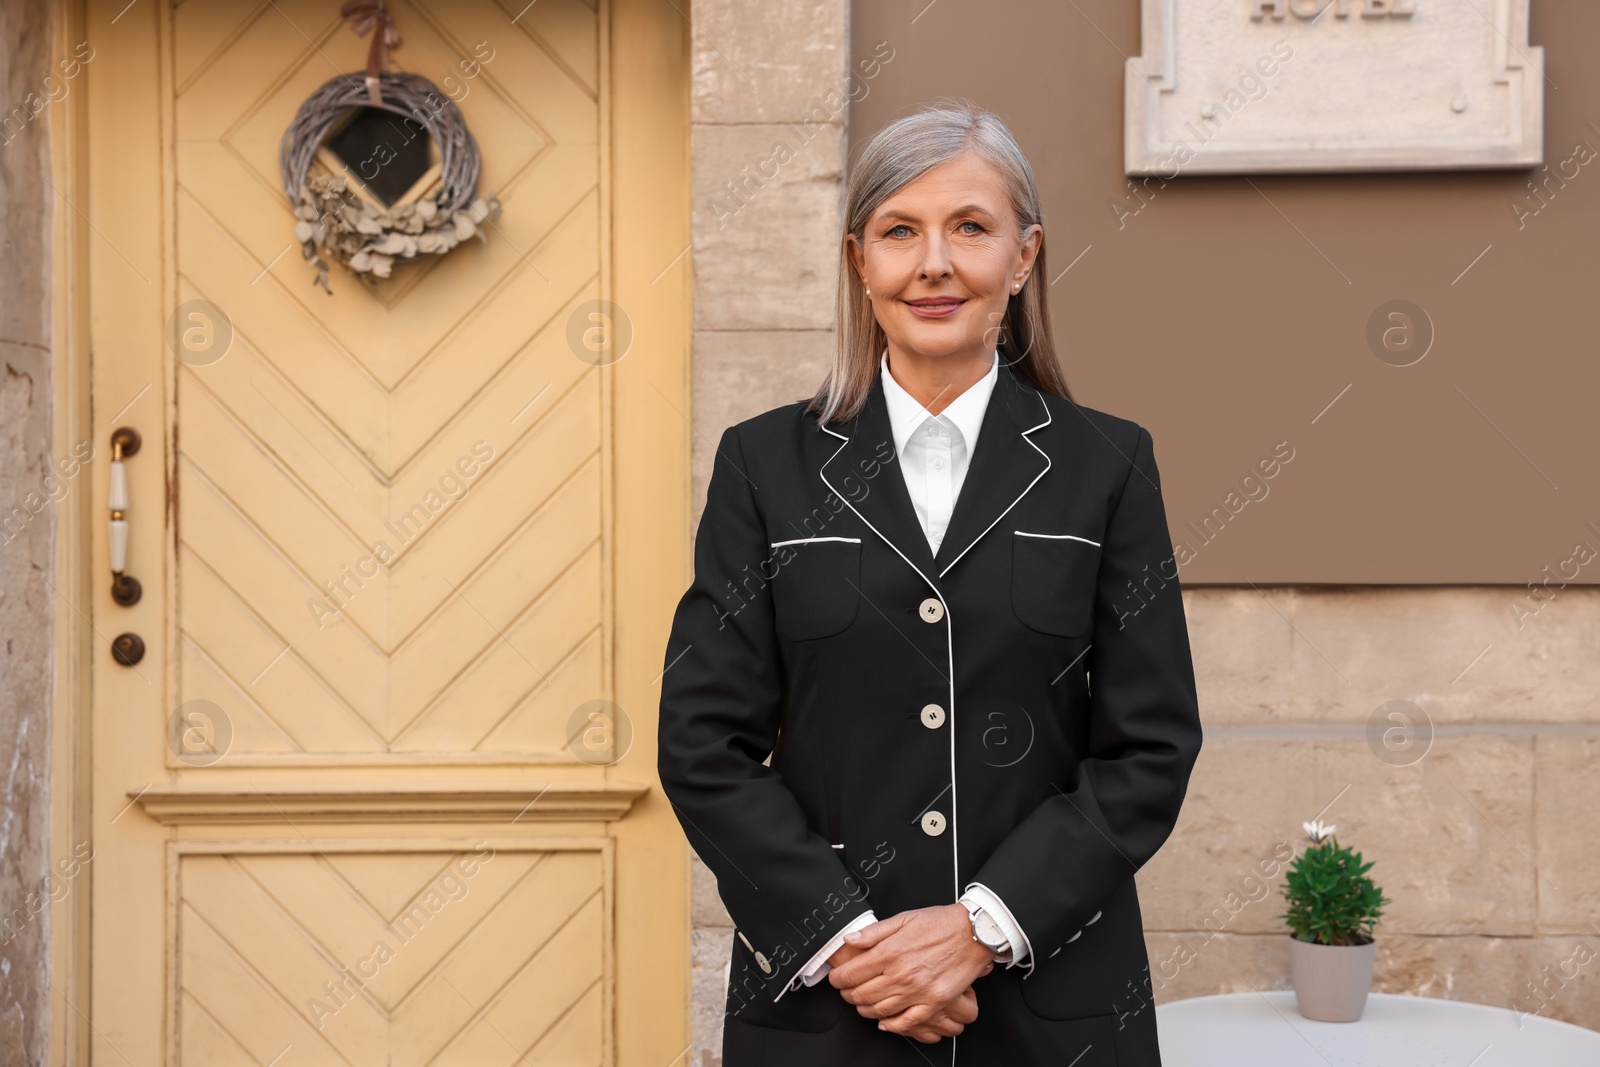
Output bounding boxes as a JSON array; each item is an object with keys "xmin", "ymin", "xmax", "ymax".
[
  {"xmin": 818, "ymin": 371, "xmax": 941, "ymax": 584},
  {"xmin": 931, "ymin": 360, "xmax": 1052, "ymax": 578}
]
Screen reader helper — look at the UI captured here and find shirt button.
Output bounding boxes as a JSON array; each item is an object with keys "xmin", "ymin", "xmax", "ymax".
[
  {"xmin": 920, "ymin": 704, "xmax": 946, "ymax": 729},
  {"xmin": 930, "ymin": 457, "xmax": 944, "ymax": 469},
  {"xmin": 920, "ymin": 810, "xmax": 947, "ymax": 836},
  {"xmin": 754, "ymin": 950, "xmax": 774, "ymax": 974},
  {"xmin": 918, "ymin": 597, "xmax": 945, "ymax": 623}
]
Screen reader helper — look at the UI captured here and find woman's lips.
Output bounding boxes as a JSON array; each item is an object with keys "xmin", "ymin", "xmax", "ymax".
[{"xmin": 905, "ymin": 299, "xmax": 965, "ymax": 319}]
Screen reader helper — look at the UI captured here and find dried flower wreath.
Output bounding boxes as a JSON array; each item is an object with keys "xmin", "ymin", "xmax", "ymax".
[{"xmin": 276, "ymin": 4, "xmax": 501, "ymax": 292}]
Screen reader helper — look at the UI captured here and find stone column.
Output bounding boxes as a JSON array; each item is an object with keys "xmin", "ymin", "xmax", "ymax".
[
  {"xmin": 0, "ymin": 0, "xmax": 59, "ymax": 1062},
  {"xmin": 686, "ymin": 1, "xmax": 852, "ymax": 1061}
]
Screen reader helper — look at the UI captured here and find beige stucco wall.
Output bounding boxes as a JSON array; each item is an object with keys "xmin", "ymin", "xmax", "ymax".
[
  {"xmin": 685, "ymin": 3, "xmax": 1600, "ymax": 1064},
  {"xmin": 0, "ymin": 0, "xmax": 58, "ymax": 1062}
]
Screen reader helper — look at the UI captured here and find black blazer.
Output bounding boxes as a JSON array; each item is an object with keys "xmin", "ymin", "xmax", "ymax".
[{"xmin": 658, "ymin": 358, "xmax": 1203, "ymax": 1066}]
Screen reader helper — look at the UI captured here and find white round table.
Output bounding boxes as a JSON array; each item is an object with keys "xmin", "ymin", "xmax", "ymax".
[{"xmin": 1157, "ymin": 991, "xmax": 1600, "ymax": 1066}]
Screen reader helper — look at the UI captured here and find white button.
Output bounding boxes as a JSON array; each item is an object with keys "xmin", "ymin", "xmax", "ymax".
[
  {"xmin": 920, "ymin": 704, "xmax": 946, "ymax": 729},
  {"xmin": 755, "ymin": 950, "xmax": 773, "ymax": 974},
  {"xmin": 1085, "ymin": 910, "xmax": 1102, "ymax": 925},
  {"xmin": 1065, "ymin": 929, "xmax": 1082, "ymax": 943},
  {"xmin": 919, "ymin": 597, "xmax": 945, "ymax": 623},
  {"xmin": 920, "ymin": 810, "xmax": 946, "ymax": 836},
  {"xmin": 931, "ymin": 457, "xmax": 944, "ymax": 469}
]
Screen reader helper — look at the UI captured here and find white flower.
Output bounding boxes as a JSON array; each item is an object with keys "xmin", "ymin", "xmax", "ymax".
[{"xmin": 1303, "ymin": 819, "xmax": 1336, "ymax": 844}]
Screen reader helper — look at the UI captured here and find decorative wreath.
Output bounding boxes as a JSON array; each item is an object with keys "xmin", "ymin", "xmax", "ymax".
[{"xmin": 277, "ymin": 3, "xmax": 501, "ymax": 292}]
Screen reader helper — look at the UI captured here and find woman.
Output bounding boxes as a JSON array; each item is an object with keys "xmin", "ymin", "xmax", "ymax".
[{"xmin": 657, "ymin": 101, "xmax": 1203, "ymax": 1066}]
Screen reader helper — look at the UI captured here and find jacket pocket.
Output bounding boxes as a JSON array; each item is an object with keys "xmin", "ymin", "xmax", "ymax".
[
  {"xmin": 1020, "ymin": 880, "xmax": 1148, "ymax": 1022},
  {"xmin": 724, "ymin": 931, "xmax": 847, "ymax": 1032},
  {"xmin": 769, "ymin": 537, "xmax": 862, "ymax": 641},
  {"xmin": 1011, "ymin": 530, "xmax": 1100, "ymax": 638}
]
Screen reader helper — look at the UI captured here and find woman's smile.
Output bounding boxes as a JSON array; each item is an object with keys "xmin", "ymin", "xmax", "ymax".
[{"xmin": 904, "ymin": 295, "xmax": 967, "ymax": 319}]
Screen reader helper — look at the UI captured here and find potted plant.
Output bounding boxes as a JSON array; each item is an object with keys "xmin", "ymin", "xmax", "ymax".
[{"xmin": 1279, "ymin": 819, "xmax": 1392, "ymax": 1022}]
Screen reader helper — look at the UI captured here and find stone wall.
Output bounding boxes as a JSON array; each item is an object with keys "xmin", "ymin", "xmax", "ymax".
[
  {"xmin": 0, "ymin": 0, "xmax": 57, "ymax": 1063},
  {"xmin": 687, "ymin": 1, "xmax": 851, "ymax": 1060},
  {"xmin": 684, "ymin": 3, "xmax": 1599, "ymax": 1062},
  {"xmin": 1146, "ymin": 586, "xmax": 1600, "ymax": 1028}
]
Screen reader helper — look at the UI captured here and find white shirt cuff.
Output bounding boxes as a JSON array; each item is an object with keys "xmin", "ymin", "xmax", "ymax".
[
  {"xmin": 792, "ymin": 910, "xmax": 877, "ymax": 989},
  {"xmin": 960, "ymin": 882, "xmax": 1032, "ymax": 970}
]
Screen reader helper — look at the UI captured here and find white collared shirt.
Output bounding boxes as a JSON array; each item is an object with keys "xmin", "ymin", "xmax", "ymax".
[
  {"xmin": 790, "ymin": 348, "xmax": 1033, "ymax": 993},
  {"xmin": 878, "ymin": 347, "xmax": 998, "ymax": 556}
]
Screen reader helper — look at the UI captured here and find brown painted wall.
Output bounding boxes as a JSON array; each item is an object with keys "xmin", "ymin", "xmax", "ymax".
[{"xmin": 850, "ymin": 0, "xmax": 1599, "ymax": 584}]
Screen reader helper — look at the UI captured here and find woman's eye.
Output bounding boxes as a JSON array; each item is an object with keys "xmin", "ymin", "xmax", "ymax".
[
  {"xmin": 887, "ymin": 224, "xmax": 911, "ymax": 238},
  {"xmin": 959, "ymin": 220, "xmax": 984, "ymax": 235}
]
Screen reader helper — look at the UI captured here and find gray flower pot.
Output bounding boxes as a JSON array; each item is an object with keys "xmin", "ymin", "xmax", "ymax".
[{"xmin": 1288, "ymin": 933, "xmax": 1376, "ymax": 1022}]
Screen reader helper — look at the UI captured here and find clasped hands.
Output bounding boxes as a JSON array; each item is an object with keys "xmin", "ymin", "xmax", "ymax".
[{"xmin": 825, "ymin": 903, "xmax": 997, "ymax": 1043}]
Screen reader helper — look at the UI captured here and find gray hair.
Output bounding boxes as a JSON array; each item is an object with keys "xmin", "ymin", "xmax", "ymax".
[{"xmin": 805, "ymin": 98, "xmax": 1070, "ymax": 425}]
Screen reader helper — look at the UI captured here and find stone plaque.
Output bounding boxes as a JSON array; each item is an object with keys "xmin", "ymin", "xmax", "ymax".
[{"xmin": 1125, "ymin": 0, "xmax": 1544, "ymax": 175}]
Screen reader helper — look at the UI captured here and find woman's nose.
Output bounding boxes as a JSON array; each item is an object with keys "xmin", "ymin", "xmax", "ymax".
[{"xmin": 919, "ymin": 233, "xmax": 953, "ymax": 279}]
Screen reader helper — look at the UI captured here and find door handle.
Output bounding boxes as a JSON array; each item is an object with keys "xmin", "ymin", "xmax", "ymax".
[{"xmin": 108, "ymin": 426, "xmax": 142, "ymax": 606}]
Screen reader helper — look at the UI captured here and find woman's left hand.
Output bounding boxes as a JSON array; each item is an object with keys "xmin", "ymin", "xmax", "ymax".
[{"xmin": 826, "ymin": 903, "xmax": 996, "ymax": 1028}]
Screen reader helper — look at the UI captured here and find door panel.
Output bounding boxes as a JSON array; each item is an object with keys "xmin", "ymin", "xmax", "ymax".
[{"xmin": 85, "ymin": 0, "xmax": 689, "ymax": 1062}]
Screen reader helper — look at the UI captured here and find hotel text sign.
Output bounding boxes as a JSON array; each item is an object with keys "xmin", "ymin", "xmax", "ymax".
[
  {"xmin": 1125, "ymin": 0, "xmax": 1543, "ymax": 175},
  {"xmin": 1251, "ymin": 0, "xmax": 1415, "ymax": 16}
]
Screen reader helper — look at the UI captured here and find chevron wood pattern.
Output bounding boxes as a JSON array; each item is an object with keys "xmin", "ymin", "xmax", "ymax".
[
  {"xmin": 170, "ymin": 0, "xmax": 607, "ymax": 760},
  {"xmin": 84, "ymin": 0, "xmax": 688, "ymax": 1061},
  {"xmin": 175, "ymin": 844, "xmax": 605, "ymax": 1065}
]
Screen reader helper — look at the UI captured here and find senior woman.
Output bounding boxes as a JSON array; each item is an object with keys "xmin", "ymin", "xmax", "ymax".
[{"xmin": 657, "ymin": 102, "xmax": 1203, "ymax": 1066}]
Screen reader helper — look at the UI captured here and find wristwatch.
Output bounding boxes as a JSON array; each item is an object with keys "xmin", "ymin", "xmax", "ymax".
[{"xmin": 962, "ymin": 901, "xmax": 1013, "ymax": 962}]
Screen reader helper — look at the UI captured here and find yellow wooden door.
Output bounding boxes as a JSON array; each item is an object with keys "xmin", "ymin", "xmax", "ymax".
[{"xmin": 80, "ymin": 1, "xmax": 689, "ymax": 1063}]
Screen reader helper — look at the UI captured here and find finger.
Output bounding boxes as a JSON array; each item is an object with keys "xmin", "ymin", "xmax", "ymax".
[
  {"xmin": 826, "ymin": 951, "xmax": 886, "ymax": 991},
  {"xmin": 843, "ymin": 913, "xmax": 906, "ymax": 950},
  {"xmin": 837, "ymin": 971, "xmax": 899, "ymax": 1005},
  {"xmin": 841, "ymin": 973, "xmax": 909, "ymax": 1010},
  {"xmin": 855, "ymin": 993, "xmax": 913, "ymax": 1022},
  {"xmin": 878, "ymin": 1001, "xmax": 935, "ymax": 1034},
  {"xmin": 899, "ymin": 1010, "xmax": 963, "ymax": 1041}
]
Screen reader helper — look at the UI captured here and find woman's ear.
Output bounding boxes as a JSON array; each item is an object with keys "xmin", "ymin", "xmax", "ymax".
[{"xmin": 845, "ymin": 231, "xmax": 866, "ymax": 279}]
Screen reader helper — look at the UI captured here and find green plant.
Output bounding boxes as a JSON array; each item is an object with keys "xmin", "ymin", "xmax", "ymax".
[{"xmin": 1279, "ymin": 820, "xmax": 1391, "ymax": 946}]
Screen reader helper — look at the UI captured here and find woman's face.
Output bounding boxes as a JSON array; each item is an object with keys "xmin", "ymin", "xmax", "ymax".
[{"xmin": 848, "ymin": 150, "xmax": 1041, "ymax": 366}]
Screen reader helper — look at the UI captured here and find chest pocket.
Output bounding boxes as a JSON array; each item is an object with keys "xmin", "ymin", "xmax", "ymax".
[
  {"xmin": 769, "ymin": 536, "xmax": 862, "ymax": 640},
  {"xmin": 1011, "ymin": 530, "xmax": 1100, "ymax": 637}
]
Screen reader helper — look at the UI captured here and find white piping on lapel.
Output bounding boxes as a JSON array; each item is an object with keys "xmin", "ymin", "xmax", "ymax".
[
  {"xmin": 818, "ymin": 422, "xmax": 963, "ymax": 902},
  {"xmin": 934, "ymin": 389, "xmax": 1053, "ymax": 579}
]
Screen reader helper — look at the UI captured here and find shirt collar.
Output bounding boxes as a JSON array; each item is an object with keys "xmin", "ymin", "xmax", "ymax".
[{"xmin": 879, "ymin": 348, "xmax": 1000, "ymax": 457}]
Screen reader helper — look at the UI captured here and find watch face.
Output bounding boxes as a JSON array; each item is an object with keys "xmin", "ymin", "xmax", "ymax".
[{"xmin": 970, "ymin": 912, "xmax": 1007, "ymax": 951}]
